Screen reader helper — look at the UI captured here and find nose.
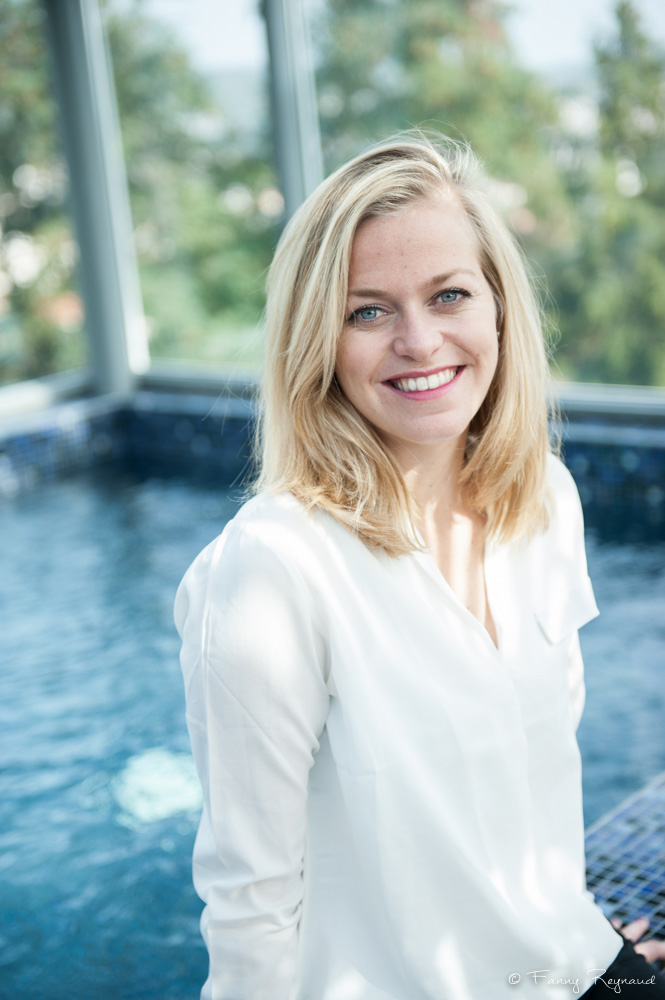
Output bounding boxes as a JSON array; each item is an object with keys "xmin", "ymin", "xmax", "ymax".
[{"xmin": 392, "ymin": 307, "xmax": 443, "ymax": 361}]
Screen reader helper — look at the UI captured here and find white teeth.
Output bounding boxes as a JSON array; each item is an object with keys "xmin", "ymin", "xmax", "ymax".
[{"xmin": 393, "ymin": 368, "xmax": 458, "ymax": 393}]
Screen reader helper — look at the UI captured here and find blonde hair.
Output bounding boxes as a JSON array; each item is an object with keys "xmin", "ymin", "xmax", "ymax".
[{"xmin": 254, "ymin": 134, "xmax": 554, "ymax": 555}]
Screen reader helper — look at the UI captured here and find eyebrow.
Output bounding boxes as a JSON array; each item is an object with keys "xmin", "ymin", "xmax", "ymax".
[{"xmin": 347, "ymin": 268, "xmax": 479, "ymax": 299}]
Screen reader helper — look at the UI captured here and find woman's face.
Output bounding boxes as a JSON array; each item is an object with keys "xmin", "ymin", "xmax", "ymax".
[{"xmin": 335, "ymin": 192, "xmax": 499, "ymax": 466}]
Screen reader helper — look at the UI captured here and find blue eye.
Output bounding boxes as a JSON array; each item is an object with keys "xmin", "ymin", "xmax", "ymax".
[
  {"xmin": 348, "ymin": 305, "xmax": 382, "ymax": 323},
  {"xmin": 437, "ymin": 288, "xmax": 468, "ymax": 304}
]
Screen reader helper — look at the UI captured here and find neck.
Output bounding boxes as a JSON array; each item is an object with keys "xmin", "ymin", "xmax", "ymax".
[{"xmin": 387, "ymin": 436, "xmax": 468, "ymax": 527}]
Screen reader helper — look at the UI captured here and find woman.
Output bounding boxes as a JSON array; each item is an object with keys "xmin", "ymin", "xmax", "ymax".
[{"xmin": 175, "ymin": 136, "xmax": 665, "ymax": 998}]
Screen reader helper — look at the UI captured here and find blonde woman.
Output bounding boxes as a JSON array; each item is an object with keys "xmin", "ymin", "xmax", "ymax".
[{"xmin": 175, "ymin": 137, "xmax": 665, "ymax": 999}]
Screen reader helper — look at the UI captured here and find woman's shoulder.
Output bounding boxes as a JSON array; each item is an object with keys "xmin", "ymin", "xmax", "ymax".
[
  {"xmin": 522, "ymin": 451, "xmax": 598, "ymax": 640},
  {"xmin": 176, "ymin": 491, "xmax": 330, "ymax": 603},
  {"xmin": 175, "ymin": 492, "xmax": 332, "ymax": 685},
  {"xmin": 233, "ymin": 489, "xmax": 315, "ymax": 535},
  {"xmin": 227, "ymin": 490, "xmax": 334, "ymax": 561},
  {"xmin": 493, "ymin": 453, "xmax": 583, "ymax": 560},
  {"xmin": 543, "ymin": 451, "xmax": 586, "ymax": 540},
  {"xmin": 545, "ymin": 450, "xmax": 582, "ymax": 503}
]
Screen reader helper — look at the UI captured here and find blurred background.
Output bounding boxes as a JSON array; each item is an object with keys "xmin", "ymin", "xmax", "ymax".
[
  {"xmin": 2, "ymin": 0, "xmax": 665, "ymax": 388},
  {"xmin": 1, "ymin": 2, "xmax": 665, "ymax": 998}
]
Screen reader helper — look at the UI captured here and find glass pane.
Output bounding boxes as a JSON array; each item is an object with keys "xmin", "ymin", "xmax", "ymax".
[
  {"xmin": 103, "ymin": 0, "xmax": 280, "ymax": 369},
  {"xmin": 0, "ymin": 0, "xmax": 87, "ymax": 386},
  {"xmin": 311, "ymin": 0, "xmax": 665, "ymax": 387}
]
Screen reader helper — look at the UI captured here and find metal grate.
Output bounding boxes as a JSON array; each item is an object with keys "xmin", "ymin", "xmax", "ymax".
[{"xmin": 586, "ymin": 771, "xmax": 665, "ymax": 939}]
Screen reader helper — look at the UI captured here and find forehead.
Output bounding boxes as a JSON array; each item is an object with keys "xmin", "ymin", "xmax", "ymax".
[{"xmin": 349, "ymin": 193, "xmax": 481, "ymax": 283}]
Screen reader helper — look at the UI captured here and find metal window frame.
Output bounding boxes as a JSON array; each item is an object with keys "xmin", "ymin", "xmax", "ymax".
[
  {"xmin": 264, "ymin": 0, "xmax": 323, "ymax": 219},
  {"xmin": 43, "ymin": 0, "xmax": 148, "ymax": 398}
]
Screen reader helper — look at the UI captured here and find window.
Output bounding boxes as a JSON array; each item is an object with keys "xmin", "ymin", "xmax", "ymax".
[
  {"xmin": 0, "ymin": 0, "xmax": 87, "ymax": 387},
  {"xmin": 311, "ymin": 0, "xmax": 665, "ymax": 386},
  {"xmin": 8, "ymin": 0, "xmax": 662, "ymax": 391},
  {"xmin": 103, "ymin": 0, "xmax": 281, "ymax": 370}
]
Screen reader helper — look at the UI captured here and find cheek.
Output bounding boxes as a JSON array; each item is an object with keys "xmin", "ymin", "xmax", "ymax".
[
  {"xmin": 485, "ymin": 342, "xmax": 500, "ymax": 380},
  {"xmin": 473, "ymin": 324, "xmax": 500, "ymax": 366},
  {"xmin": 334, "ymin": 344, "xmax": 349, "ymax": 392},
  {"xmin": 335, "ymin": 335, "xmax": 366, "ymax": 391},
  {"xmin": 484, "ymin": 341, "xmax": 500, "ymax": 389}
]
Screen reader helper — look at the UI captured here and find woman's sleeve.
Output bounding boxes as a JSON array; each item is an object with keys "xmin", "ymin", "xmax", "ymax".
[
  {"xmin": 544, "ymin": 455, "xmax": 599, "ymax": 734},
  {"xmin": 174, "ymin": 520, "xmax": 330, "ymax": 1000},
  {"xmin": 566, "ymin": 631, "xmax": 587, "ymax": 732}
]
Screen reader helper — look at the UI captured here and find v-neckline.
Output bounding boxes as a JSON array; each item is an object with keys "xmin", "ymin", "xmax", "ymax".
[{"xmin": 413, "ymin": 538, "xmax": 502, "ymax": 656}]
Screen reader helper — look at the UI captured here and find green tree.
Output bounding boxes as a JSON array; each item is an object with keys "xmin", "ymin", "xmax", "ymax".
[
  {"xmin": 4, "ymin": 0, "xmax": 664, "ymax": 386},
  {"xmin": 315, "ymin": 0, "xmax": 558, "ymax": 178},
  {"xmin": 102, "ymin": 0, "xmax": 280, "ymax": 363},
  {"xmin": 319, "ymin": 12, "xmax": 573, "ymax": 245},
  {"xmin": 0, "ymin": 0, "xmax": 280, "ymax": 382},
  {"xmin": 0, "ymin": 0, "xmax": 86, "ymax": 384},
  {"xmin": 547, "ymin": 0, "xmax": 665, "ymax": 385},
  {"xmin": 313, "ymin": 0, "xmax": 665, "ymax": 386},
  {"xmin": 312, "ymin": 0, "xmax": 585, "ymax": 374}
]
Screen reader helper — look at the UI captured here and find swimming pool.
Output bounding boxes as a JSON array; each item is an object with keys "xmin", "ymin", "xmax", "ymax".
[{"xmin": 1, "ymin": 469, "xmax": 664, "ymax": 998}]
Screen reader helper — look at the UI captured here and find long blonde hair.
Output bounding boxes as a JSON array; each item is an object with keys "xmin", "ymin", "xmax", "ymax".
[{"xmin": 254, "ymin": 135, "xmax": 554, "ymax": 555}]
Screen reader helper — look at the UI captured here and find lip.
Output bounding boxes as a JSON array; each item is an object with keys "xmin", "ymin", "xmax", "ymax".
[
  {"xmin": 383, "ymin": 365, "xmax": 465, "ymax": 400},
  {"xmin": 383, "ymin": 364, "xmax": 459, "ymax": 382}
]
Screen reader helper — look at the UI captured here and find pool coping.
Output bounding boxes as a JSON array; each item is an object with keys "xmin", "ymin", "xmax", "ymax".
[{"xmin": 1, "ymin": 389, "xmax": 664, "ymax": 540}]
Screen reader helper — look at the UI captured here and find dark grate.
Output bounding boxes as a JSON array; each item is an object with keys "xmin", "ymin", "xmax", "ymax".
[{"xmin": 586, "ymin": 771, "xmax": 665, "ymax": 938}]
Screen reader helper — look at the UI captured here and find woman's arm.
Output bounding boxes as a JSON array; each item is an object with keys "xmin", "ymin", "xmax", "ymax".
[
  {"xmin": 542, "ymin": 455, "xmax": 598, "ymax": 734},
  {"xmin": 566, "ymin": 631, "xmax": 586, "ymax": 732},
  {"xmin": 175, "ymin": 521, "xmax": 330, "ymax": 1000}
]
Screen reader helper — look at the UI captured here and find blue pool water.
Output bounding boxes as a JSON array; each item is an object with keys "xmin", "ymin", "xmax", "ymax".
[
  {"xmin": 1, "ymin": 470, "xmax": 664, "ymax": 998},
  {"xmin": 577, "ymin": 536, "xmax": 665, "ymax": 819}
]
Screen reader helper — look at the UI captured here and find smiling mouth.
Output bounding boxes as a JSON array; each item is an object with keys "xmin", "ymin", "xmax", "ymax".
[{"xmin": 388, "ymin": 367, "xmax": 462, "ymax": 393}]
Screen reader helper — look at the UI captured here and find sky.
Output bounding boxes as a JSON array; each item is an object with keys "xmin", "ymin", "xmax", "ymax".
[
  {"xmin": 507, "ymin": 0, "xmax": 665, "ymax": 75},
  {"xmin": 145, "ymin": 0, "xmax": 665, "ymax": 75}
]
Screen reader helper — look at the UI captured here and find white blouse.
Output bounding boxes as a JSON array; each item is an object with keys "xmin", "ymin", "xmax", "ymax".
[{"xmin": 175, "ymin": 454, "xmax": 623, "ymax": 1000}]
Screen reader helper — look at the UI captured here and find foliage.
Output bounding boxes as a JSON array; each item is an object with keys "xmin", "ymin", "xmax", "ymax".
[
  {"xmin": 0, "ymin": 0, "xmax": 279, "ymax": 384},
  {"xmin": 313, "ymin": 0, "xmax": 665, "ymax": 386},
  {"xmin": 548, "ymin": 0, "xmax": 665, "ymax": 384},
  {"xmin": 102, "ymin": 1, "xmax": 280, "ymax": 363},
  {"xmin": 1, "ymin": 0, "xmax": 665, "ymax": 385},
  {"xmin": 0, "ymin": 0, "xmax": 86, "ymax": 384},
  {"xmin": 313, "ymin": 0, "xmax": 574, "ymax": 359}
]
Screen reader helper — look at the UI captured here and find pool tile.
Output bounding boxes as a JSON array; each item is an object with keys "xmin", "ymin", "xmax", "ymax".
[{"xmin": 586, "ymin": 771, "xmax": 665, "ymax": 938}]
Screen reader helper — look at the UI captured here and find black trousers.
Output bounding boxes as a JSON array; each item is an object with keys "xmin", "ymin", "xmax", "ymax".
[{"xmin": 583, "ymin": 938, "xmax": 665, "ymax": 996}]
